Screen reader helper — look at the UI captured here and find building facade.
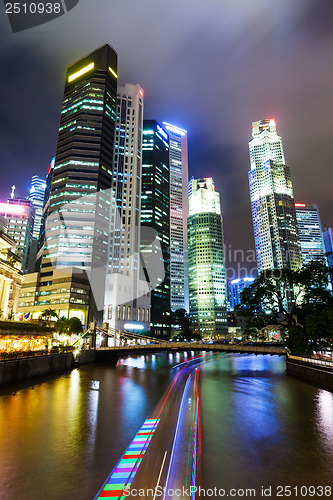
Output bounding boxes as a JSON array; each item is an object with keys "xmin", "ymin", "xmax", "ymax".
[
  {"xmin": 141, "ymin": 120, "xmax": 170, "ymax": 337},
  {"xmin": 104, "ymin": 83, "xmax": 150, "ymax": 332},
  {"xmin": 163, "ymin": 122, "xmax": 189, "ymax": 313},
  {"xmin": 0, "ymin": 216, "xmax": 23, "ymax": 320},
  {"xmin": 18, "ymin": 44, "xmax": 118, "ymax": 324},
  {"xmin": 295, "ymin": 203, "xmax": 326, "ymax": 265},
  {"xmin": 228, "ymin": 277, "xmax": 255, "ymax": 311},
  {"xmin": 0, "ymin": 197, "xmax": 34, "ymax": 274},
  {"xmin": 28, "ymin": 175, "xmax": 47, "ymax": 272},
  {"xmin": 323, "ymin": 226, "xmax": 333, "ymax": 267},
  {"xmin": 188, "ymin": 177, "xmax": 227, "ymax": 337},
  {"xmin": 248, "ymin": 119, "xmax": 302, "ymax": 273}
]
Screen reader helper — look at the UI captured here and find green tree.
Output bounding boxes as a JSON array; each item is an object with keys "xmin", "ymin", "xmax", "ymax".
[
  {"xmin": 39, "ymin": 308, "xmax": 59, "ymax": 321},
  {"xmin": 55, "ymin": 316, "xmax": 83, "ymax": 335},
  {"xmin": 237, "ymin": 261, "xmax": 333, "ymax": 356}
]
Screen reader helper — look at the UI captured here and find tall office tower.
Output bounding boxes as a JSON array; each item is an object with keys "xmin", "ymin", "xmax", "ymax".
[
  {"xmin": 141, "ymin": 120, "xmax": 170, "ymax": 337},
  {"xmin": 0, "ymin": 197, "xmax": 34, "ymax": 273},
  {"xmin": 188, "ymin": 177, "xmax": 227, "ymax": 338},
  {"xmin": 18, "ymin": 45, "xmax": 118, "ymax": 325},
  {"xmin": 323, "ymin": 226, "xmax": 333, "ymax": 267},
  {"xmin": 29, "ymin": 176, "xmax": 47, "ymax": 240},
  {"xmin": 248, "ymin": 119, "xmax": 302, "ymax": 273},
  {"xmin": 228, "ymin": 277, "xmax": 255, "ymax": 311},
  {"xmin": 28, "ymin": 175, "xmax": 47, "ymax": 272},
  {"xmin": 295, "ymin": 203, "xmax": 326, "ymax": 265},
  {"xmin": 162, "ymin": 122, "xmax": 189, "ymax": 313},
  {"xmin": 40, "ymin": 44, "xmax": 118, "ymax": 319},
  {"xmin": 104, "ymin": 83, "xmax": 150, "ymax": 332},
  {"xmin": 36, "ymin": 159, "xmax": 54, "ymax": 271}
]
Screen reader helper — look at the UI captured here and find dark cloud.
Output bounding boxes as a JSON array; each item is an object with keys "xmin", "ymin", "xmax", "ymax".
[{"xmin": 0, "ymin": 0, "xmax": 332, "ymax": 276}]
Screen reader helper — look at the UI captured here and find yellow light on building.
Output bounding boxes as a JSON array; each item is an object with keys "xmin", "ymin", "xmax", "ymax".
[
  {"xmin": 108, "ymin": 66, "xmax": 118, "ymax": 79},
  {"xmin": 68, "ymin": 62, "xmax": 94, "ymax": 83}
]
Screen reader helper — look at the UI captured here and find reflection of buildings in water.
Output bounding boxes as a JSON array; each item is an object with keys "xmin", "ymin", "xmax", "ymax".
[{"xmin": 317, "ymin": 390, "xmax": 333, "ymax": 447}]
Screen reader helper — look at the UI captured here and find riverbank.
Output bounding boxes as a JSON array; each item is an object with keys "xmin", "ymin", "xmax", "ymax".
[{"xmin": 286, "ymin": 354, "xmax": 333, "ymax": 392}]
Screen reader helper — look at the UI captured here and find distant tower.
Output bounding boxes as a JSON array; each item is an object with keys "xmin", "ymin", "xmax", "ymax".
[
  {"xmin": 35, "ymin": 159, "xmax": 55, "ymax": 272},
  {"xmin": 188, "ymin": 177, "xmax": 227, "ymax": 337},
  {"xmin": 163, "ymin": 122, "xmax": 189, "ymax": 313},
  {"xmin": 295, "ymin": 203, "xmax": 326, "ymax": 265},
  {"xmin": 29, "ymin": 175, "xmax": 47, "ymax": 241},
  {"xmin": 248, "ymin": 119, "xmax": 302, "ymax": 272},
  {"xmin": 323, "ymin": 226, "xmax": 333, "ymax": 267},
  {"xmin": 228, "ymin": 277, "xmax": 255, "ymax": 311},
  {"xmin": 141, "ymin": 120, "xmax": 170, "ymax": 337}
]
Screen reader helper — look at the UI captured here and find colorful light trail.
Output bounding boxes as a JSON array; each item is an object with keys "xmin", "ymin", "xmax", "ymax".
[{"xmin": 94, "ymin": 419, "xmax": 160, "ymax": 499}]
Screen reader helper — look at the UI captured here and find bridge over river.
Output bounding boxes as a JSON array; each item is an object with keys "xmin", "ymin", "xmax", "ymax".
[{"xmin": 97, "ymin": 342, "xmax": 287, "ymax": 356}]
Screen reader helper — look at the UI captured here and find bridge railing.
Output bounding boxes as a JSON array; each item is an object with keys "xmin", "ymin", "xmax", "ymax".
[{"xmin": 287, "ymin": 353, "xmax": 333, "ymax": 368}]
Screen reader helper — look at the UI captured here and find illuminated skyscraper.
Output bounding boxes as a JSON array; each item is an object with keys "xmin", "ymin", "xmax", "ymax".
[
  {"xmin": 295, "ymin": 203, "xmax": 326, "ymax": 265},
  {"xmin": 188, "ymin": 177, "xmax": 227, "ymax": 337},
  {"xmin": 163, "ymin": 122, "xmax": 189, "ymax": 313},
  {"xmin": 141, "ymin": 120, "xmax": 170, "ymax": 337},
  {"xmin": 29, "ymin": 176, "xmax": 47, "ymax": 240},
  {"xmin": 28, "ymin": 175, "xmax": 47, "ymax": 272},
  {"xmin": 18, "ymin": 45, "xmax": 118, "ymax": 324},
  {"xmin": 104, "ymin": 83, "xmax": 150, "ymax": 332},
  {"xmin": 42, "ymin": 44, "xmax": 118, "ymax": 276},
  {"xmin": 248, "ymin": 119, "xmax": 302, "ymax": 273}
]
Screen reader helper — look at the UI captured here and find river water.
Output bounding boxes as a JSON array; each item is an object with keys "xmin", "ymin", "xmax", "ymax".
[{"xmin": 0, "ymin": 352, "xmax": 332, "ymax": 500}]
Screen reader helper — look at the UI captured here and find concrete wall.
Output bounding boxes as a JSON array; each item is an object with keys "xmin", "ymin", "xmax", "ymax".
[
  {"xmin": 0, "ymin": 352, "xmax": 73, "ymax": 386},
  {"xmin": 286, "ymin": 357, "xmax": 333, "ymax": 392}
]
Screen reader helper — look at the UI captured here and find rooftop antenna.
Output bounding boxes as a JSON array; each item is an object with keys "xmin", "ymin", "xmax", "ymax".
[{"xmin": 10, "ymin": 185, "xmax": 15, "ymax": 199}]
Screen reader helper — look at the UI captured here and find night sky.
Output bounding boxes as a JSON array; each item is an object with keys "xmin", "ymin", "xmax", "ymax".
[{"xmin": 1, "ymin": 0, "xmax": 332, "ymax": 278}]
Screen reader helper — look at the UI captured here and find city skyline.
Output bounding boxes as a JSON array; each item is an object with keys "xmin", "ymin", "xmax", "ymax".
[{"xmin": 1, "ymin": 1, "xmax": 333, "ymax": 269}]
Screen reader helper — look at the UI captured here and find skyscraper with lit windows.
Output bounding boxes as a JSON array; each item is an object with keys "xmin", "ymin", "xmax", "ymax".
[
  {"xmin": 295, "ymin": 203, "xmax": 326, "ymax": 265},
  {"xmin": 42, "ymin": 44, "xmax": 118, "ymax": 275},
  {"xmin": 188, "ymin": 177, "xmax": 227, "ymax": 337},
  {"xmin": 163, "ymin": 122, "xmax": 189, "ymax": 313},
  {"xmin": 248, "ymin": 119, "xmax": 302, "ymax": 273},
  {"xmin": 141, "ymin": 120, "xmax": 170, "ymax": 337},
  {"xmin": 104, "ymin": 83, "xmax": 150, "ymax": 332},
  {"xmin": 18, "ymin": 45, "xmax": 118, "ymax": 325},
  {"xmin": 0, "ymin": 197, "xmax": 34, "ymax": 274}
]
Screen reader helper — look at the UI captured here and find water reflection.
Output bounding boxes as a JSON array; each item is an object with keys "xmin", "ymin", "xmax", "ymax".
[
  {"xmin": 316, "ymin": 390, "xmax": 333, "ymax": 448},
  {"xmin": 0, "ymin": 352, "xmax": 332, "ymax": 500}
]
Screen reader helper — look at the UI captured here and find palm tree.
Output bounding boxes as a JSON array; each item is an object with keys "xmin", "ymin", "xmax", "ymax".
[{"xmin": 39, "ymin": 309, "xmax": 59, "ymax": 321}]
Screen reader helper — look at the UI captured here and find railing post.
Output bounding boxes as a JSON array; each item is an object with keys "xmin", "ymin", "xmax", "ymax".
[
  {"xmin": 101, "ymin": 322, "xmax": 108, "ymax": 347},
  {"xmin": 89, "ymin": 322, "xmax": 96, "ymax": 349}
]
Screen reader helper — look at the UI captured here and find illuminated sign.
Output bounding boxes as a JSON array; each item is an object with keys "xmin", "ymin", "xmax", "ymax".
[
  {"xmin": 68, "ymin": 62, "xmax": 94, "ymax": 83},
  {"xmin": 0, "ymin": 203, "xmax": 29, "ymax": 216},
  {"xmin": 143, "ymin": 130, "xmax": 154, "ymax": 135},
  {"xmin": 124, "ymin": 323, "xmax": 144, "ymax": 330},
  {"xmin": 108, "ymin": 66, "xmax": 118, "ymax": 79},
  {"xmin": 269, "ymin": 118, "xmax": 276, "ymax": 126},
  {"xmin": 295, "ymin": 203, "xmax": 306, "ymax": 207},
  {"xmin": 156, "ymin": 124, "xmax": 168, "ymax": 141},
  {"xmin": 139, "ymin": 88, "xmax": 144, "ymax": 97}
]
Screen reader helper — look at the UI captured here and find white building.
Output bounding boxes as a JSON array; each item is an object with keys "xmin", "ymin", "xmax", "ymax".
[{"xmin": 104, "ymin": 83, "xmax": 150, "ymax": 333}]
